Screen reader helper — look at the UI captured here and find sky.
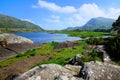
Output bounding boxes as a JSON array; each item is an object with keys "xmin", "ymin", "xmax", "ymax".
[{"xmin": 0, "ymin": 0, "xmax": 120, "ymax": 30}]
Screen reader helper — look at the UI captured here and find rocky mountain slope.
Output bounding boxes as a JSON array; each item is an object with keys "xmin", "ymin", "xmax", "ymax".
[{"xmin": 65, "ymin": 17, "xmax": 115, "ymax": 30}]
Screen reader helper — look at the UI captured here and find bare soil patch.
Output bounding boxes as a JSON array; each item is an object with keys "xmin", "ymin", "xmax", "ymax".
[{"xmin": 0, "ymin": 54, "xmax": 49, "ymax": 80}]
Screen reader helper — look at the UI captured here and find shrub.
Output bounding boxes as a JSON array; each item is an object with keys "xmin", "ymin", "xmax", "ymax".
[
  {"xmin": 51, "ymin": 41, "xmax": 59, "ymax": 47},
  {"xmin": 105, "ymin": 35, "xmax": 120, "ymax": 61},
  {"xmin": 16, "ymin": 53, "xmax": 24, "ymax": 58}
]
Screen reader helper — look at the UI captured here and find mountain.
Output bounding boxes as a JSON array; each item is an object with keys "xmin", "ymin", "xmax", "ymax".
[
  {"xmin": 81, "ymin": 17, "xmax": 115, "ymax": 30},
  {"xmin": 0, "ymin": 14, "xmax": 43, "ymax": 32},
  {"xmin": 64, "ymin": 26, "xmax": 80, "ymax": 30},
  {"xmin": 65, "ymin": 17, "xmax": 115, "ymax": 31}
]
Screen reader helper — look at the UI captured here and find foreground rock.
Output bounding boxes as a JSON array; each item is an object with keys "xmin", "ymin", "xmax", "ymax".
[
  {"xmin": 14, "ymin": 64, "xmax": 82, "ymax": 80},
  {"xmin": 79, "ymin": 61, "xmax": 120, "ymax": 80},
  {"xmin": 0, "ymin": 33, "xmax": 33, "ymax": 44},
  {"xmin": 0, "ymin": 33, "xmax": 37, "ymax": 60},
  {"xmin": 12, "ymin": 61, "xmax": 120, "ymax": 80}
]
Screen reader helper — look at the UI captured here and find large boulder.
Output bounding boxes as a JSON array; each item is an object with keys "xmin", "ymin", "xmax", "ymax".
[
  {"xmin": 0, "ymin": 33, "xmax": 33, "ymax": 44},
  {"xmin": 14, "ymin": 64, "xmax": 82, "ymax": 80},
  {"xmin": 0, "ymin": 33, "xmax": 37, "ymax": 60},
  {"xmin": 79, "ymin": 61, "xmax": 120, "ymax": 80}
]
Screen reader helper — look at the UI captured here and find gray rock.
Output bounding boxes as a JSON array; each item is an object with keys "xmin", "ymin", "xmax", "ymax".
[
  {"xmin": 67, "ymin": 54, "xmax": 83, "ymax": 65},
  {"xmin": 0, "ymin": 33, "xmax": 33, "ymax": 44},
  {"xmin": 14, "ymin": 64, "xmax": 83, "ymax": 80},
  {"xmin": 54, "ymin": 41, "xmax": 79, "ymax": 50},
  {"xmin": 94, "ymin": 45, "xmax": 111, "ymax": 62},
  {"xmin": 79, "ymin": 61, "xmax": 120, "ymax": 80}
]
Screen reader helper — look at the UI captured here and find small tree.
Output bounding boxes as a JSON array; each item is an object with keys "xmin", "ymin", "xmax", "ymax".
[{"xmin": 112, "ymin": 16, "xmax": 120, "ymax": 34}]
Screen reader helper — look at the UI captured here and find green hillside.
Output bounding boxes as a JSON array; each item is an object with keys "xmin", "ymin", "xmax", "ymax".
[
  {"xmin": 81, "ymin": 17, "xmax": 115, "ymax": 30},
  {"xmin": 0, "ymin": 14, "xmax": 43, "ymax": 32}
]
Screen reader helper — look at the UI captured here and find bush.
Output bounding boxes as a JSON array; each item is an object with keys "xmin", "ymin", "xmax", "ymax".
[
  {"xmin": 86, "ymin": 37, "xmax": 105, "ymax": 45},
  {"xmin": 51, "ymin": 41, "xmax": 59, "ymax": 47},
  {"xmin": 105, "ymin": 35, "xmax": 120, "ymax": 61},
  {"xmin": 16, "ymin": 53, "xmax": 24, "ymax": 58}
]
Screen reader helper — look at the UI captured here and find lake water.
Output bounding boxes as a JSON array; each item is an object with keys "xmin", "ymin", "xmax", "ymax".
[{"xmin": 13, "ymin": 32, "xmax": 81, "ymax": 44}]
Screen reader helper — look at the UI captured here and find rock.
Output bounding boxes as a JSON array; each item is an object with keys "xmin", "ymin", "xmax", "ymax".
[
  {"xmin": 0, "ymin": 33, "xmax": 33, "ymax": 44},
  {"xmin": 83, "ymin": 45, "xmax": 95, "ymax": 50},
  {"xmin": 54, "ymin": 41, "xmax": 79, "ymax": 50},
  {"xmin": 0, "ymin": 33, "xmax": 37, "ymax": 60},
  {"xmin": 78, "ymin": 61, "xmax": 120, "ymax": 80},
  {"xmin": 14, "ymin": 64, "xmax": 83, "ymax": 80},
  {"xmin": 67, "ymin": 54, "xmax": 83, "ymax": 65},
  {"xmin": 5, "ymin": 73, "xmax": 19, "ymax": 80},
  {"xmin": 94, "ymin": 45, "xmax": 111, "ymax": 62}
]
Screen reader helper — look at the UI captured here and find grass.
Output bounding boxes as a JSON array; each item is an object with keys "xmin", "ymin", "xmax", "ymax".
[
  {"xmin": 0, "ymin": 40, "xmax": 89, "ymax": 68},
  {"xmin": 32, "ymin": 40, "xmax": 88, "ymax": 67},
  {"xmin": 0, "ymin": 49, "xmax": 37, "ymax": 68},
  {"xmin": 52, "ymin": 30, "xmax": 109, "ymax": 37}
]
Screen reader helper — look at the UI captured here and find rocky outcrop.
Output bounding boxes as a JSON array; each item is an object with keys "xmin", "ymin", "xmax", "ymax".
[
  {"xmin": 79, "ymin": 61, "xmax": 120, "ymax": 80},
  {"xmin": 54, "ymin": 41, "xmax": 79, "ymax": 50},
  {"xmin": 0, "ymin": 33, "xmax": 33, "ymax": 44},
  {"xmin": 0, "ymin": 33, "xmax": 37, "ymax": 60},
  {"xmin": 14, "ymin": 64, "xmax": 82, "ymax": 80},
  {"xmin": 13, "ymin": 61, "xmax": 120, "ymax": 80},
  {"xmin": 94, "ymin": 45, "xmax": 111, "ymax": 62}
]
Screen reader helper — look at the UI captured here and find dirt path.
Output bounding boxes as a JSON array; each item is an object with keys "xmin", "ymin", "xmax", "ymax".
[{"xmin": 0, "ymin": 54, "xmax": 49, "ymax": 80}]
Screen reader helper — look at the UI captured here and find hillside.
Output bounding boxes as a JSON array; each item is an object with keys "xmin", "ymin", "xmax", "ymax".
[
  {"xmin": 81, "ymin": 17, "xmax": 115, "ymax": 30},
  {"xmin": 0, "ymin": 14, "xmax": 43, "ymax": 32},
  {"xmin": 65, "ymin": 17, "xmax": 115, "ymax": 31}
]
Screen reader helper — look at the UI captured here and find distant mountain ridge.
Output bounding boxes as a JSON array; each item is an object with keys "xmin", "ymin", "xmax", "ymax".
[
  {"xmin": 0, "ymin": 14, "xmax": 43, "ymax": 31},
  {"xmin": 65, "ymin": 17, "xmax": 115, "ymax": 30}
]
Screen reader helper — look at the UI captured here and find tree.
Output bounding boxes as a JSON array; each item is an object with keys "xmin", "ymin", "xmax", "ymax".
[{"xmin": 112, "ymin": 16, "xmax": 120, "ymax": 34}]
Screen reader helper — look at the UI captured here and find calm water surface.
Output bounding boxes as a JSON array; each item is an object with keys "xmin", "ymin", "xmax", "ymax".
[{"xmin": 13, "ymin": 32, "xmax": 81, "ymax": 44}]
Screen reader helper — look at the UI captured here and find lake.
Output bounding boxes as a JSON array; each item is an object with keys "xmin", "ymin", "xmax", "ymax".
[{"xmin": 13, "ymin": 32, "xmax": 81, "ymax": 44}]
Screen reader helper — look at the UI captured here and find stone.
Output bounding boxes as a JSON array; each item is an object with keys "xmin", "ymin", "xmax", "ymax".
[
  {"xmin": 54, "ymin": 41, "xmax": 79, "ymax": 50},
  {"xmin": 94, "ymin": 45, "xmax": 111, "ymax": 62},
  {"xmin": 78, "ymin": 61, "xmax": 120, "ymax": 80},
  {"xmin": 67, "ymin": 54, "xmax": 83, "ymax": 65},
  {"xmin": 14, "ymin": 64, "xmax": 83, "ymax": 80},
  {"xmin": 5, "ymin": 73, "xmax": 19, "ymax": 80}
]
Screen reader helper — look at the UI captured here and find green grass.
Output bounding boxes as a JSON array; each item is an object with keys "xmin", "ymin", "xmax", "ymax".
[
  {"xmin": 0, "ymin": 49, "xmax": 37, "ymax": 68},
  {"xmin": 52, "ymin": 30, "xmax": 109, "ymax": 37},
  {"xmin": 32, "ymin": 41, "xmax": 88, "ymax": 67}
]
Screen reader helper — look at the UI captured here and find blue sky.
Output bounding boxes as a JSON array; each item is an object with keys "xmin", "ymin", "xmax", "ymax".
[{"xmin": 0, "ymin": 0, "xmax": 120, "ymax": 30}]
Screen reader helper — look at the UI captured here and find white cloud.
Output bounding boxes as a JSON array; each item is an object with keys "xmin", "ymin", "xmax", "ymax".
[
  {"xmin": 107, "ymin": 8, "xmax": 120, "ymax": 19},
  {"xmin": 78, "ymin": 3, "xmax": 105, "ymax": 19},
  {"xmin": 33, "ymin": 1, "xmax": 120, "ymax": 30},
  {"xmin": 45, "ymin": 15, "xmax": 61, "ymax": 23},
  {"xmin": 34, "ymin": 0, "xmax": 77, "ymax": 13}
]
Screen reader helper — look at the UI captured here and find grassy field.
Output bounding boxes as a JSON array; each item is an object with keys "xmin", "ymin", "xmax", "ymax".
[
  {"xmin": 0, "ymin": 40, "xmax": 89, "ymax": 68},
  {"xmin": 52, "ymin": 30, "xmax": 109, "ymax": 37}
]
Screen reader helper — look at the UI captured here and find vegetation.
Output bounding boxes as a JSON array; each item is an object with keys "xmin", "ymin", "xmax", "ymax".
[
  {"xmin": 52, "ymin": 30, "xmax": 109, "ymax": 37},
  {"xmin": 112, "ymin": 16, "xmax": 120, "ymax": 34},
  {"xmin": 81, "ymin": 17, "xmax": 115, "ymax": 30},
  {"xmin": 0, "ymin": 41, "xmax": 90, "ymax": 68},
  {"xmin": 0, "ymin": 49, "xmax": 37, "ymax": 67},
  {"xmin": 0, "ymin": 14, "xmax": 43, "ymax": 32}
]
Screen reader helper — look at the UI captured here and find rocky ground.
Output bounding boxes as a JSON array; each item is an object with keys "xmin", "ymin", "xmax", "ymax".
[{"xmin": 9, "ymin": 61, "xmax": 120, "ymax": 80}]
